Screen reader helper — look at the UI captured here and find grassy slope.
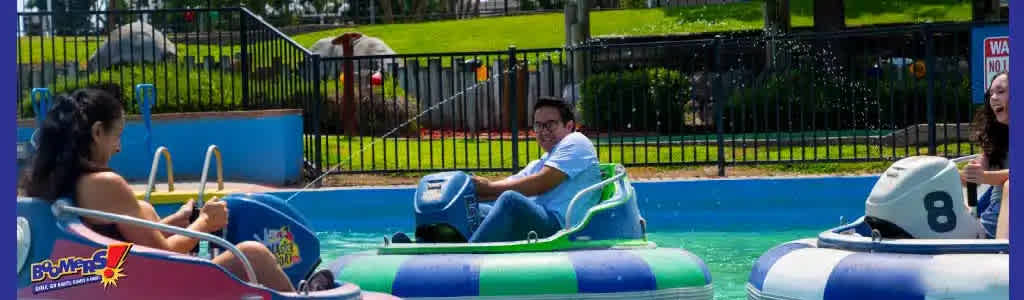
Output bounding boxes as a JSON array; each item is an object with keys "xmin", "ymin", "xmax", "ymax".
[
  {"xmin": 19, "ymin": 0, "xmax": 971, "ymax": 63},
  {"xmin": 291, "ymin": 0, "xmax": 971, "ymax": 53}
]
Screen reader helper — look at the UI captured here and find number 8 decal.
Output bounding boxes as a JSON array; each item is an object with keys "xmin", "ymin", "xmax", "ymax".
[{"xmin": 923, "ymin": 191, "xmax": 956, "ymax": 232}]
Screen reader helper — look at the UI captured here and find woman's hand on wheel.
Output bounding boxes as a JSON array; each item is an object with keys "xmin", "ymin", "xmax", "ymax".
[
  {"xmin": 197, "ymin": 197, "xmax": 229, "ymax": 233},
  {"xmin": 963, "ymin": 159, "xmax": 985, "ymax": 184},
  {"xmin": 167, "ymin": 199, "xmax": 196, "ymax": 228}
]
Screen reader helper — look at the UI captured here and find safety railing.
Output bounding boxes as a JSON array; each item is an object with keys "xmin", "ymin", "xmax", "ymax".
[
  {"xmin": 563, "ymin": 164, "xmax": 628, "ymax": 229},
  {"xmin": 143, "ymin": 146, "xmax": 176, "ymax": 203},
  {"xmin": 51, "ymin": 199, "xmax": 259, "ymax": 285},
  {"xmin": 197, "ymin": 144, "xmax": 225, "ymax": 257},
  {"xmin": 198, "ymin": 144, "xmax": 225, "ymax": 202}
]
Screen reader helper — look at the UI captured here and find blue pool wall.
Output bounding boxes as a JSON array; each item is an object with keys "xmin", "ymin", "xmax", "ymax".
[
  {"xmin": 17, "ymin": 109, "xmax": 304, "ymax": 186},
  {"xmin": 154, "ymin": 175, "xmax": 884, "ymax": 233}
]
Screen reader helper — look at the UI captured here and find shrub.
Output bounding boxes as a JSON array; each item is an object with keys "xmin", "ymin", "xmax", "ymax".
[
  {"xmin": 723, "ymin": 65, "xmax": 973, "ymax": 133},
  {"xmin": 579, "ymin": 68, "xmax": 692, "ymax": 133},
  {"xmin": 619, "ymin": 0, "xmax": 646, "ymax": 9}
]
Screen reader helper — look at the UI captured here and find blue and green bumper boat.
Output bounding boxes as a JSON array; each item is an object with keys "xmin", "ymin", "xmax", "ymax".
[{"xmin": 323, "ymin": 163, "xmax": 714, "ymax": 299}]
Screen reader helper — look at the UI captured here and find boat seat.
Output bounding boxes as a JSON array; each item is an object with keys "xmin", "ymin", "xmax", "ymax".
[{"xmin": 597, "ymin": 163, "xmax": 618, "ymax": 203}]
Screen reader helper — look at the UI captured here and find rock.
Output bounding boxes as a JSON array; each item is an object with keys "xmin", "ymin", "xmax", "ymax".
[
  {"xmin": 87, "ymin": 21, "xmax": 177, "ymax": 72},
  {"xmin": 306, "ymin": 32, "xmax": 401, "ymax": 80}
]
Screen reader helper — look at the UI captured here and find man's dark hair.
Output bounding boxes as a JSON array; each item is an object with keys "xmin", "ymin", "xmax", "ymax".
[{"xmin": 533, "ymin": 96, "xmax": 574, "ymax": 123}]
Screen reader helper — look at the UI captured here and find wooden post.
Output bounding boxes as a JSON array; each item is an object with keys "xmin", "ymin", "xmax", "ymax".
[{"xmin": 332, "ymin": 32, "xmax": 361, "ymax": 136}]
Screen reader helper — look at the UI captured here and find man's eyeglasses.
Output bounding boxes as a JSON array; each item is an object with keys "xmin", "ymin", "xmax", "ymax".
[{"xmin": 533, "ymin": 120, "xmax": 562, "ymax": 132}]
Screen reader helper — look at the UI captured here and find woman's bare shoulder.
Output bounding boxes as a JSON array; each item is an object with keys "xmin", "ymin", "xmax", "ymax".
[{"xmin": 76, "ymin": 171, "xmax": 137, "ymax": 212}]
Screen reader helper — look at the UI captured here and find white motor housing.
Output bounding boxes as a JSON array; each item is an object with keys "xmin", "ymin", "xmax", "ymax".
[{"xmin": 865, "ymin": 156, "xmax": 984, "ymax": 239}]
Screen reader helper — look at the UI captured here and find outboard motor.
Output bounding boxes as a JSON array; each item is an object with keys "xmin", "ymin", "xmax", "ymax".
[
  {"xmin": 220, "ymin": 193, "xmax": 321, "ymax": 288},
  {"xmin": 864, "ymin": 156, "xmax": 984, "ymax": 239},
  {"xmin": 413, "ymin": 171, "xmax": 482, "ymax": 243}
]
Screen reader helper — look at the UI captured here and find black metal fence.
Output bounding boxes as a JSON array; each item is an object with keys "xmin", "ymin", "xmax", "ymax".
[
  {"xmin": 16, "ymin": 7, "xmax": 319, "ymax": 118},
  {"xmin": 302, "ymin": 21, "xmax": 993, "ymax": 175},
  {"xmin": 17, "ymin": 7, "xmax": 1002, "ymax": 177},
  {"xmin": 308, "ymin": 47, "xmax": 581, "ymax": 173},
  {"xmin": 576, "ymin": 22, "xmax": 982, "ymax": 174}
]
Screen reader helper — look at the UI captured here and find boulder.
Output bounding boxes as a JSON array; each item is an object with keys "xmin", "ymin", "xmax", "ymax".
[
  {"xmin": 87, "ymin": 21, "xmax": 177, "ymax": 72},
  {"xmin": 307, "ymin": 32, "xmax": 401, "ymax": 80}
]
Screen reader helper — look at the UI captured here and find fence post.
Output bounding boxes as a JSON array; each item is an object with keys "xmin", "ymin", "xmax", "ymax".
[
  {"xmin": 312, "ymin": 53, "xmax": 324, "ymax": 178},
  {"xmin": 509, "ymin": 46, "xmax": 520, "ymax": 171},
  {"xmin": 713, "ymin": 36, "xmax": 726, "ymax": 177},
  {"xmin": 924, "ymin": 24, "xmax": 936, "ymax": 156},
  {"xmin": 240, "ymin": 11, "xmax": 250, "ymax": 109}
]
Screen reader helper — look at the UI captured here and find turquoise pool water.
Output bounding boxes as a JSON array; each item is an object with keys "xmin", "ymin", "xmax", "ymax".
[
  {"xmin": 314, "ymin": 228, "xmax": 823, "ymax": 300},
  {"xmin": 161, "ymin": 176, "xmax": 873, "ymax": 299}
]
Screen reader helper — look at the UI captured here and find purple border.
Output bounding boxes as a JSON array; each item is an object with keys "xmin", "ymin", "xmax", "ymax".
[
  {"xmin": 1010, "ymin": 2, "xmax": 1022, "ymax": 299},
  {"xmin": 2, "ymin": 4, "xmax": 1019, "ymax": 300},
  {"xmin": 5, "ymin": 1, "xmax": 17, "ymax": 299}
]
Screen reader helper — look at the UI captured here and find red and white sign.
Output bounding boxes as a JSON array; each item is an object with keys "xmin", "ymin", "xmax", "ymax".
[{"xmin": 983, "ymin": 36, "xmax": 1009, "ymax": 92}]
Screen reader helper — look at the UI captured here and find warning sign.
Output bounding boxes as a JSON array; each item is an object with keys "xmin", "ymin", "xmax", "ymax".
[
  {"xmin": 983, "ymin": 36, "xmax": 1009, "ymax": 93},
  {"xmin": 971, "ymin": 24, "xmax": 1009, "ymax": 104}
]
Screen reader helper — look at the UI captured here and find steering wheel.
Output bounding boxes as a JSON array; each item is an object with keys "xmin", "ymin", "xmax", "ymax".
[{"xmin": 188, "ymin": 199, "xmax": 227, "ymax": 257}]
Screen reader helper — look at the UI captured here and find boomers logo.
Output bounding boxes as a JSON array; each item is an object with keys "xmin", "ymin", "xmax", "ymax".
[
  {"xmin": 30, "ymin": 243, "xmax": 133, "ymax": 294},
  {"xmin": 256, "ymin": 226, "xmax": 301, "ymax": 268}
]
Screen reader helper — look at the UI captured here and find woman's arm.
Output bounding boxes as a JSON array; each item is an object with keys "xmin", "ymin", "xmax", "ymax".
[
  {"xmin": 80, "ymin": 173, "xmax": 219, "ymax": 254},
  {"xmin": 138, "ymin": 199, "xmax": 194, "ymax": 237},
  {"xmin": 996, "ymin": 180, "xmax": 1010, "ymax": 240},
  {"xmin": 983, "ymin": 169, "xmax": 1010, "ymax": 186}
]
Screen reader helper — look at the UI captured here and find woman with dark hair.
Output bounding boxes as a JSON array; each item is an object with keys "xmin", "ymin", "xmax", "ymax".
[
  {"xmin": 20, "ymin": 85, "xmax": 335, "ymax": 291},
  {"xmin": 962, "ymin": 72, "xmax": 1010, "ymax": 240}
]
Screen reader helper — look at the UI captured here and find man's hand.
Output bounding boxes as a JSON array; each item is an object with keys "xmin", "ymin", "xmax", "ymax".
[{"xmin": 472, "ymin": 176, "xmax": 496, "ymax": 197}]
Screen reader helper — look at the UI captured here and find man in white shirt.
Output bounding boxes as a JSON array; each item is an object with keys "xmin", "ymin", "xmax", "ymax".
[{"xmin": 467, "ymin": 97, "xmax": 602, "ymax": 243}]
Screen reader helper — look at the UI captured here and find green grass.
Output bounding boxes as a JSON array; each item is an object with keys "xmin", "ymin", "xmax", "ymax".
[
  {"xmin": 814, "ymin": 0, "xmax": 974, "ymax": 27},
  {"xmin": 17, "ymin": 36, "xmax": 237, "ymax": 66},
  {"xmin": 291, "ymin": 0, "xmax": 971, "ymax": 54},
  {"xmin": 588, "ymin": 129, "xmax": 897, "ymax": 144},
  {"xmin": 19, "ymin": 0, "xmax": 972, "ymax": 64},
  {"xmin": 307, "ymin": 135, "xmax": 974, "ymax": 172}
]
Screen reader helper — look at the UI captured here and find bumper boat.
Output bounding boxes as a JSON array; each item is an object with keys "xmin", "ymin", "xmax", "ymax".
[
  {"xmin": 747, "ymin": 155, "xmax": 1009, "ymax": 300},
  {"xmin": 17, "ymin": 155, "xmax": 400, "ymax": 299},
  {"xmin": 324, "ymin": 163, "xmax": 715, "ymax": 299}
]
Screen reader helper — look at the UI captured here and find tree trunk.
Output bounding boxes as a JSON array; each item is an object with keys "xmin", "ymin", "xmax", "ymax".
[
  {"xmin": 413, "ymin": 0, "xmax": 427, "ymax": 21},
  {"xmin": 380, "ymin": 0, "xmax": 394, "ymax": 23},
  {"xmin": 473, "ymin": 0, "xmax": 480, "ymax": 17},
  {"xmin": 396, "ymin": 0, "xmax": 406, "ymax": 16},
  {"xmin": 763, "ymin": 0, "xmax": 790, "ymax": 71},
  {"xmin": 972, "ymin": 0, "xmax": 1000, "ymax": 21},
  {"xmin": 813, "ymin": 0, "xmax": 845, "ymax": 32},
  {"xmin": 763, "ymin": 0, "xmax": 790, "ymax": 35}
]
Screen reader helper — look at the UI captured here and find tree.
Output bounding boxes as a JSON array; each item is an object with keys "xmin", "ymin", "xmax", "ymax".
[
  {"xmin": 25, "ymin": 0, "xmax": 105, "ymax": 35},
  {"xmin": 813, "ymin": 0, "xmax": 844, "ymax": 32},
  {"xmin": 763, "ymin": 0, "xmax": 790, "ymax": 70},
  {"xmin": 380, "ymin": 0, "xmax": 394, "ymax": 23},
  {"xmin": 412, "ymin": 0, "xmax": 427, "ymax": 21},
  {"xmin": 763, "ymin": 0, "xmax": 789, "ymax": 35},
  {"xmin": 972, "ymin": 0, "xmax": 1001, "ymax": 21}
]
